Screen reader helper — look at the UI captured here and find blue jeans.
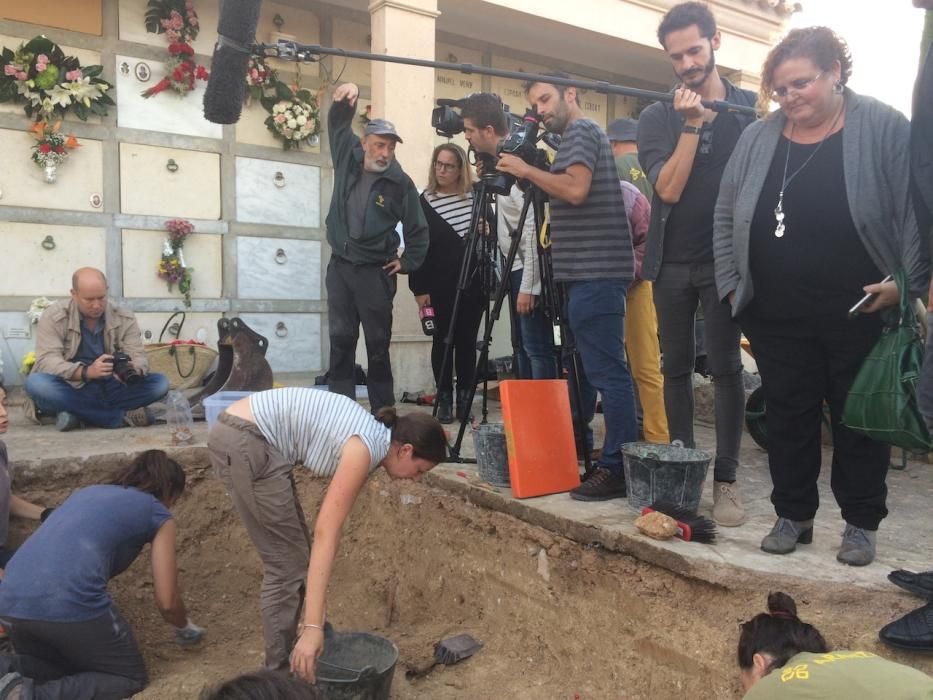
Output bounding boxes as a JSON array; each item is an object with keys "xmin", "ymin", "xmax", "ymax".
[
  {"xmin": 509, "ymin": 269, "xmax": 558, "ymax": 379},
  {"xmin": 565, "ymin": 279, "xmax": 638, "ymax": 474},
  {"xmin": 25, "ymin": 372, "xmax": 169, "ymax": 428}
]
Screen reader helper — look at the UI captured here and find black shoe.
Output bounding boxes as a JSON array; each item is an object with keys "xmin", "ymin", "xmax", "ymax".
[
  {"xmin": 879, "ymin": 603, "xmax": 933, "ymax": 652},
  {"xmin": 455, "ymin": 389, "xmax": 473, "ymax": 422},
  {"xmin": 435, "ymin": 391, "xmax": 454, "ymax": 424},
  {"xmin": 569, "ymin": 467, "xmax": 627, "ymax": 501},
  {"xmin": 888, "ymin": 570, "xmax": 933, "ymax": 600}
]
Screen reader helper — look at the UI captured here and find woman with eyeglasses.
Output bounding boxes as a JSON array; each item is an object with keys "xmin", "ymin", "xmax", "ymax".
[
  {"xmin": 714, "ymin": 27, "xmax": 927, "ymax": 566},
  {"xmin": 409, "ymin": 144, "xmax": 484, "ymax": 423}
]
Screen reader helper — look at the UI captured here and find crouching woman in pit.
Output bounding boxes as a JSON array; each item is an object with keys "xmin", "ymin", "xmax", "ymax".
[
  {"xmin": 207, "ymin": 388, "xmax": 447, "ymax": 682},
  {"xmin": 738, "ymin": 591, "xmax": 933, "ymax": 697},
  {"xmin": 0, "ymin": 449, "xmax": 203, "ymax": 700}
]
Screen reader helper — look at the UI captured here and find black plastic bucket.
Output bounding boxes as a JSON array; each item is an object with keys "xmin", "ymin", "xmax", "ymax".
[
  {"xmin": 315, "ymin": 631, "xmax": 399, "ymax": 700},
  {"xmin": 621, "ymin": 441, "xmax": 711, "ymax": 513}
]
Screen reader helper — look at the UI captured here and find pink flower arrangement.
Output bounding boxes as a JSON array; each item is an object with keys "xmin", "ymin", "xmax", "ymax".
[
  {"xmin": 0, "ymin": 36, "xmax": 115, "ymax": 122},
  {"xmin": 142, "ymin": 0, "xmax": 208, "ymax": 99}
]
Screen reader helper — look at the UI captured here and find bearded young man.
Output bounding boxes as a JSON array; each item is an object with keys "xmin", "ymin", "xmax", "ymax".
[
  {"xmin": 497, "ymin": 74, "xmax": 638, "ymax": 502},
  {"xmin": 636, "ymin": 1, "xmax": 757, "ymax": 526}
]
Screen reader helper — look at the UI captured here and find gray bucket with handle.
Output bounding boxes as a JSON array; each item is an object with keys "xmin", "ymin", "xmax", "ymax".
[
  {"xmin": 621, "ymin": 441, "xmax": 712, "ymax": 513},
  {"xmin": 315, "ymin": 631, "xmax": 398, "ymax": 700}
]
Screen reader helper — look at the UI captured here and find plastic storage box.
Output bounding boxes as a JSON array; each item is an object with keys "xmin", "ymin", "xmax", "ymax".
[{"xmin": 203, "ymin": 391, "xmax": 254, "ymax": 430}]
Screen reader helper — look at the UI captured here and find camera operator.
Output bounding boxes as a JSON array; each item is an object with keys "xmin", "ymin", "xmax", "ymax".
[
  {"xmin": 496, "ymin": 73, "xmax": 638, "ymax": 502},
  {"xmin": 24, "ymin": 267, "xmax": 169, "ymax": 431},
  {"xmin": 460, "ymin": 93, "xmax": 558, "ymax": 381}
]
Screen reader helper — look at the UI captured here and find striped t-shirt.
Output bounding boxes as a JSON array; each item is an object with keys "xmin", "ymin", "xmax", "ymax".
[
  {"xmin": 549, "ymin": 118, "xmax": 634, "ymax": 283},
  {"xmin": 424, "ymin": 191, "xmax": 473, "ymax": 238},
  {"xmin": 250, "ymin": 388, "xmax": 391, "ymax": 476}
]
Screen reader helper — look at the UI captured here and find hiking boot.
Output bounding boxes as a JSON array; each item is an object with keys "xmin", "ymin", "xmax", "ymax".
[
  {"xmin": 837, "ymin": 523, "xmax": 876, "ymax": 566},
  {"xmin": 761, "ymin": 517, "xmax": 814, "ymax": 554},
  {"xmin": 55, "ymin": 411, "xmax": 81, "ymax": 432},
  {"xmin": 712, "ymin": 481, "xmax": 747, "ymax": 527},
  {"xmin": 435, "ymin": 391, "xmax": 454, "ymax": 424},
  {"xmin": 569, "ymin": 467, "xmax": 627, "ymax": 502},
  {"xmin": 124, "ymin": 407, "xmax": 153, "ymax": 428}
]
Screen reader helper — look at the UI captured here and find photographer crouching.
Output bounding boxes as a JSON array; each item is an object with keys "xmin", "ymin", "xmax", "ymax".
[
  {"xmin": 496, "ymin": 73, "xmax": 638, "ymax": 502},
  {"xmin": 24, "ymin": 267, "xmax": 169, "ymax": 431}
]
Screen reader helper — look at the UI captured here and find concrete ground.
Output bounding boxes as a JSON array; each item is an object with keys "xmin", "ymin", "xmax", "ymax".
[{"xmin": 3, "ymin": 386, "xmax": 931, "ymax": 596}]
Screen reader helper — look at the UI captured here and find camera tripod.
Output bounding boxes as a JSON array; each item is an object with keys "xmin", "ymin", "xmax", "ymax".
[{"xmin": 434, "ymin": 173, "xmax": 594, "ymax": 475}]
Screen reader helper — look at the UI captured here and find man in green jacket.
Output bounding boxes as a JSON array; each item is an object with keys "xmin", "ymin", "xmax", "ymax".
[{"xmin": 324, "ymin": 82, "xmax": 429, "ymax": 413}]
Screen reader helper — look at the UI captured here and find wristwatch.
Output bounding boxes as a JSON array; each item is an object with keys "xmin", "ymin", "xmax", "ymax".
[{"xmin": 682, "ymin": 124, "xmax": 702, "ymax": 135}]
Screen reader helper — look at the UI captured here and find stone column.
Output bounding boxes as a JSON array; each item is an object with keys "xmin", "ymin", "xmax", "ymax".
[
  {"xmin": 368, "ymin": 0, "xmax": 439, "ymax": 190},
  {"xmin": 368, "ymin": 0, "xmax": 440, "ymax": 395}
]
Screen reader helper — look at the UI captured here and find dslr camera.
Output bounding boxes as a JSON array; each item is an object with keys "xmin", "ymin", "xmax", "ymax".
[
  {"xmin": 431, "ymin": 96, "xmax": 558, "ymax": 195},
  {"xmin": 111, "ymin": 351, "xmax": 142, "ymax": 385}
]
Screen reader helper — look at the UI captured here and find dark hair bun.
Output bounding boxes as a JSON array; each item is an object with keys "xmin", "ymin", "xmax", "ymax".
[
  {"xmin": 767, "ymin": 591, "xmax": 798, "ymax": 617},
  {"xmin": 375, "ymin": 406, "xmax": 399, "ymax": 428}
]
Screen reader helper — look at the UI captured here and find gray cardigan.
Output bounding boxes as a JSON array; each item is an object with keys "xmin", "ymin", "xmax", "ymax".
[{"xmin": 713, "ymin": 89, "xmax": 927, "ymax": 315}]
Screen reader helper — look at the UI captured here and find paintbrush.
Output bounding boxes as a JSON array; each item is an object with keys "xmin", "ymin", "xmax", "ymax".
[{"xmin": 641, "ymin": 503, "xmax": 717, "ymax": 544}]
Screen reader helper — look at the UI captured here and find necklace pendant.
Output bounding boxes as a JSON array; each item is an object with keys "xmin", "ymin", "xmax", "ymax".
[{"xmin": 774, "ymin": 193, "xmax": 786, "ymax": 238}]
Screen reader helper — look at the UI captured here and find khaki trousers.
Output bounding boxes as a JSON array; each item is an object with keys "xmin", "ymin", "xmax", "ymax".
[
  {"xmin": 624, "ymin": 281, "xmax": 670, "ymax": 443},
  {"xmin": 208, "ymin": 412, "xmax": 311, "ymax": 670}
]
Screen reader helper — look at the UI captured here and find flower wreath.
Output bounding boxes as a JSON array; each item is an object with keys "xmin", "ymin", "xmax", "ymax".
[
  {"xmin": 142, "ymin": 0, "xmax": 209, "ymax": 98},
  {"xmin": 245, "ymin": 55, "xmax": 278, "ymax": 102},
  {"xmin": 260, "ymin": 83, "xmax": 321, "ymax": 151},
  {"xmin": 0, "ymin": 35, "xmax": 114, "ymax": 121},
  {"xmin": 157, "ymin": 218, "xmax": 195, "ymax": 308}
]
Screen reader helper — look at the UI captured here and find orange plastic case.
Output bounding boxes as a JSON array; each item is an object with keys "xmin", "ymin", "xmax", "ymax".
[{"xmin": 500, "ymin": 379, "xmax": 581, "ymax": 498}]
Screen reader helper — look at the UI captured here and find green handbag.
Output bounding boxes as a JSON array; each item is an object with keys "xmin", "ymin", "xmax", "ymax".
[{"xmin": 842, "ymin": 269, "xmax": 932, "ymax": 452}]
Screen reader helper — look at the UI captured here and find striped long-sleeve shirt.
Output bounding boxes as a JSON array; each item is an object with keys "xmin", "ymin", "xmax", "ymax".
[{"xmin": 250, "ymin": 388, "xmax": 391, "ymax": 476}]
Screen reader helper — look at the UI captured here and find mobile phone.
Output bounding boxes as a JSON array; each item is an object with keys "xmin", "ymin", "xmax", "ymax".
[{"xmin": 847, "ymin": 274, "xmax": 893, "ymax": 319}]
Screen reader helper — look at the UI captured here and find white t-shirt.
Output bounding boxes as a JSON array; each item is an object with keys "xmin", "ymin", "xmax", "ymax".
[{"xmin": 250, "ymin": 388, "xmax": 391, "ymax": 476}]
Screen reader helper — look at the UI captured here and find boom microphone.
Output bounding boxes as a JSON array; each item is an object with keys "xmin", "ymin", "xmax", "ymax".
[{"xmin": 203, "ymin": 0, "xmax": 262, "ymax": 124}]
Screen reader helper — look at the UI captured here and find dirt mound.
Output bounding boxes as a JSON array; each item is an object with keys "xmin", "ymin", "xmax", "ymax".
[{"xmin": 9, "ymin": 456, "xmax": 933, "ymax": 699}]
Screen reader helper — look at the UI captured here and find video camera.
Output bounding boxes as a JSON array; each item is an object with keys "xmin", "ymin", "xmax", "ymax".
[{"xmin": 431, "ymin": 95, "xmax": 559, "ymax": 195}]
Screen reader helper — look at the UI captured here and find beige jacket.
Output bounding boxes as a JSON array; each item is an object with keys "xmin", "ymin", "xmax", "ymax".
[{"xmin": 33, "ymin": 298, "xmax": 149, "ymax": 388}]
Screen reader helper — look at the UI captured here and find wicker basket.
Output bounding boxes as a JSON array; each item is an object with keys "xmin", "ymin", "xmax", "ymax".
[
  {"xmin": 145, "ymin": 341, "xmax": 217, "ymax": 390},
  {"xmin": 144, "ymin": 312, "xmax": 217, "ymax": 390}
]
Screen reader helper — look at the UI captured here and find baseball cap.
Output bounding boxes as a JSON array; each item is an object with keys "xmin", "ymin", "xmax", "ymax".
[{"xmin": 364, "ymin": 118, "xmax": 403, "ymax": 143}]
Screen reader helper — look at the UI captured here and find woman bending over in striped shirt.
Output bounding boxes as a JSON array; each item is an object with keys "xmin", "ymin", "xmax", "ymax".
[{"xmin": 207, "ymin": 388, "xmax": 447, "ymax": 683}]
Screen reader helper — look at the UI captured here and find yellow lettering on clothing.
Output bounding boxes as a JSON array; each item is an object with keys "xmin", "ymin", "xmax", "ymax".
[{"xmin": 780, "ymin": 664, "xmax": 810, "ymax": 682}]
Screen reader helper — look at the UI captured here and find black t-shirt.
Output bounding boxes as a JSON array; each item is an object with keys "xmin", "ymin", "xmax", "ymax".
[
  {"xmin": 663, "ymin": 112, "xmax": 743, "ymax": 263},
  {"xmin": 747, "ymin": 129, "xmax": 882, "ymax": 320}
]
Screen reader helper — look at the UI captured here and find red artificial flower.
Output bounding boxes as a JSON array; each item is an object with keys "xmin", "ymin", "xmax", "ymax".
[
  {"xmin": 141, "ymin": 78, "xmax": 171, "ymax": 98},
  {"xmin": 195, "ymin": 65, "xmax": 209, "ymax": 80},
  {"xmin": 39, "ymin": 143, "xmax": 51, "ymax": 154},
  {"xmin": 172, "ymin": 67, "xmax": 184, "ymax": 81},
  {"xmin": 168, "ymin": 42, "xmax": 195, "ymax": 57},
  {"xmin": 53, "ymin": 146, "xmax": 64, "ymax": 154}
]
